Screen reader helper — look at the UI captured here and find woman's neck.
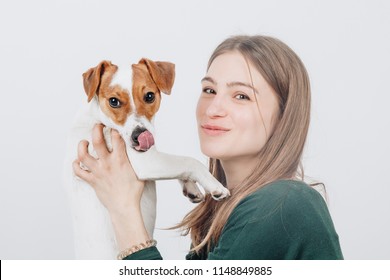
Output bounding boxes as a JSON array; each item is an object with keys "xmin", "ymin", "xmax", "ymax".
[{"xmin": 220, "ymin": 155, "xmax": 259, "ymax": 190}]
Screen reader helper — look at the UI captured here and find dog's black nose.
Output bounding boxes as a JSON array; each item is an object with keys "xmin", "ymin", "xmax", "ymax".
[{"xmin": 131, "ymin": 126, "xmax": 147, "ymax": 144}]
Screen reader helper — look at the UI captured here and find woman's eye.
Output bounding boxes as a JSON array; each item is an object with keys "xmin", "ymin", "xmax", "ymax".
[
  {"xmin": 144, "ymin": 92, "xmax": 155, "ymax": 103},
  {"xmin": 203, "ymin": 88, "xmax": 216, "ymax": 94},
  {"xmin": 235, "ymin": 94, "xmax": 250, "ymax": 100},
  {"xmin": 109, "ymin": 97, "xmax": 121, "ymax": 108}
]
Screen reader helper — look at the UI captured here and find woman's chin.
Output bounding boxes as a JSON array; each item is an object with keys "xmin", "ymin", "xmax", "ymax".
[{"xmin": 200, "ymin": 146, "xmax": 230, "ymax": 160}]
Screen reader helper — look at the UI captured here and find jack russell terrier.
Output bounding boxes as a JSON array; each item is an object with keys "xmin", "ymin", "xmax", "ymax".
[{"xmin": 63, "ymin": 58, "xmax": 230, "ymax": 259}]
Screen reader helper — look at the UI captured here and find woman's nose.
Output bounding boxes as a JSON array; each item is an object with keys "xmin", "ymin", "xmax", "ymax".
[{"xmin": 206, "ymin": 94, "xmax": 227, "ymax": 118}]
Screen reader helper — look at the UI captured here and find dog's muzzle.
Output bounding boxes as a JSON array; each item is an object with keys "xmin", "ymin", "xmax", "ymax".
[{"xmin": 131, "ymin": 126, "xmax": 155, "ymax": 152}]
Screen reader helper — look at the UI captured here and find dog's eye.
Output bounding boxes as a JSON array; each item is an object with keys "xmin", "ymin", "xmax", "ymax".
[
  {"xmin": 109, "ymin": 97, "xmax": 121, "ymax": 108},
  {"xmin": 144, "ymin": 92, "xmax": 155, "ymax": 104}
]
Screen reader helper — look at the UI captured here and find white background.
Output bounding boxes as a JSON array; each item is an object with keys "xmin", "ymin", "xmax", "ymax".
[{"xmin": 0, "ymin": 0, "xmax": 389, "ymax": 260}]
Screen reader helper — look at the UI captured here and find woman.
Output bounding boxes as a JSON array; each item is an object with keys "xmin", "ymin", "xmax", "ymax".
[{"xmin": 73, "ymin": 35, "xmax": 343, "ymax": 260}]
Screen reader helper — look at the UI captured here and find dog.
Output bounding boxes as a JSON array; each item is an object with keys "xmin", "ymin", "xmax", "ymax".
[{"xmin": 63, "ymin": 58, "xmax": 230, "ymax": 259}]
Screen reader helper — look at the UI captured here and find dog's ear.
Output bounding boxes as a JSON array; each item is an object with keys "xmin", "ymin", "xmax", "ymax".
[
  {"xmin": 138, "ymin": 58, "xmax": 175, "ymax": 95},
  {"xmin": 82, "ymin": 60, "xmax": 117, "ymax": 102}
]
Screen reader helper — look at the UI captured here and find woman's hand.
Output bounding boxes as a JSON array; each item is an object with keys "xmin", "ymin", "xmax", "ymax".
[
  {"xmin": 72, "ymin": 124, "xmax": 144, "ymax": 215},
  {"xmin": 72, "ymin": 124, "xmax": 150, "ymax": 251}
]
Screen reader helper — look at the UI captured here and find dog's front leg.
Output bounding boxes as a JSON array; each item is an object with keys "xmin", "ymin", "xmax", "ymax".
[{"xmin": 128, "ymin": 147, "xmax": 230, "ymax": 201}]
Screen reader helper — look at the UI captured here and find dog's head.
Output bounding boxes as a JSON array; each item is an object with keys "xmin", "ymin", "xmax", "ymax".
[{"xmin": 82, "ymin": 58, "xmax": 175, "ymax": 152}]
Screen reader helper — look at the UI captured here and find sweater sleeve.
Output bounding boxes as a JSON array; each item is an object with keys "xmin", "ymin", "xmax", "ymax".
[
  {"xmin": 122, "ymin": 246, "xmax": 163, "ymax": 260},
  {"xmin": 207, "ymin": 180, "xmax": 343, "ymax": 260}
]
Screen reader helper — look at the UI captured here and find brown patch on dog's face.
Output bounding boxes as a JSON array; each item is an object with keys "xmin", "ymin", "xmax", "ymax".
[
  {"xmin": 83, "ymin": 61, "xmax": 132, "ymax": 126},
  {"xmin": 131, "ymin": 58, "xmax": 175, "ymax": 121},
  {"xmin": 98, "ymin": 83, "xmax": 132, "ymax": 126},
  {"xmin": 132, "ymin": 63, "xmax": 162, "ymax": 121},
  {"xmin": 83, "ymin": 59, "xmax": 175, "ymax": 126},
  {"xmin": 83, "ymin": 61, "xmax": 118, "ymax": 102}
]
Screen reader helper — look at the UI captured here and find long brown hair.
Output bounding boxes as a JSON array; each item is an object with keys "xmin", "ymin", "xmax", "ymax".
[{"xmin": 177, "ymin": 35, "xmax": 312, "ymax": 255}]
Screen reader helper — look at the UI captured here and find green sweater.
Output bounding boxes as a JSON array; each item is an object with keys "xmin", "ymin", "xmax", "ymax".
[{"xmin": 124, "ymin": 180, "xmax": 343, "ymax": 260}]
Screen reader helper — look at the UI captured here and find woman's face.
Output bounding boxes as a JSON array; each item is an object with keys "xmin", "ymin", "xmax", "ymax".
[{"xmin": 196, "ymin": 51, "xmax": 280, "ymax": 162}]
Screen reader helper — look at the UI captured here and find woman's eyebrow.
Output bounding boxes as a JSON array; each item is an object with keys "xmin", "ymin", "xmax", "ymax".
[
  {"xmin": 227, "ymin": 81, "xmax": 259, "ymax": 94},
  {"xmin": 201, "ymin": 77, "xmax": 258, "ymax": 94},
  {"xmin": 201, "ymin": 76, "xmax": 216, "ymax": 84}
]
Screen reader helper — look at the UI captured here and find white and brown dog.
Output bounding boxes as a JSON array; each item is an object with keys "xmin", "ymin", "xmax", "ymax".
[{"xmin": 63, "ymin": 58, "xmax": 229, "ymax": 259}]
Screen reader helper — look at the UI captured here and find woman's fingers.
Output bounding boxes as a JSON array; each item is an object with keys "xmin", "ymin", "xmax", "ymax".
[
  {"xmin": 72, "ymin": 159, "xmax": 94, "ymax": 184},
  {"xmin": 92, "ymin": 123, "xmax": 110, "ymax": 159},
  {"xmin": 111, "ymin": 129, "xmax": 127, "ymax": 157},
  {"xmin": 77, "ymin": 140, "xmax": 97, "ymax": 169},
  {"xmin": 110, "ymin": 129, "xmax": 139, "ymax": 178}
]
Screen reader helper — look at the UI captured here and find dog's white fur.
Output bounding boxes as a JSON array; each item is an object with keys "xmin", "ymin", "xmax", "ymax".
[{"xmin": 63, "ymin": 64, "xmax": 229, "ymax": 259}]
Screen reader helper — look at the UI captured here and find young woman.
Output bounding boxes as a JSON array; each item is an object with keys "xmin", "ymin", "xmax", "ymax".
[{"xmin": 73, "ymin": 35, "xmax": 343, "ymax": 260}]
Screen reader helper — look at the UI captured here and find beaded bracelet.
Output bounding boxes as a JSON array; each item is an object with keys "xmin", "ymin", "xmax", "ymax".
[{"xmin": 117, "ymin": 239, "xmax": 157, "ymax": 260}]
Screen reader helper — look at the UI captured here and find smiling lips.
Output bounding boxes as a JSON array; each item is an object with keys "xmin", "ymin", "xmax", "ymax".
[{"xmin": 201, "ymin": 124, "xmax": 230, "ymax": 136}]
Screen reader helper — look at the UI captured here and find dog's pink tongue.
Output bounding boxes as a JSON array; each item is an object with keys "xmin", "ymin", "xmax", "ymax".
[{"xmin": 137, "ymin": 131, "xmax": 155, "ymax": 151}]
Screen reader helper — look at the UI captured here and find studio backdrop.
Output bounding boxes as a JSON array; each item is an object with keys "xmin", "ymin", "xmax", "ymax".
[{"xmin": 0, "ymin": 0, "xmax": 389, "ymax": 259}]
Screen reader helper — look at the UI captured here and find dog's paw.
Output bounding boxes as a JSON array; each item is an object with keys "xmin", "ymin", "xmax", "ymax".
[
  {"xmin": 211, "ymin": 185, "xmax": 230, "ymax": 201},
  {"xmin": 197, "ymin": 175, "xmax": 230, "ymax": 201},
  {"xmin": 180, "ymin": 179, "xmax": 204, "ymax": 203}
]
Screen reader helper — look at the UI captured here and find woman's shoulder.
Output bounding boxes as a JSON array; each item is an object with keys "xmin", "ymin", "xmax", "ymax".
[
  {"xmin": 240, "ymin": 179, "xmax": 325, "ymax": 207},
  {"xmin": 216, "ymin": 179, "xmax": 343, "ymax": 259},
  {"xmin": 231, "ymin": 179, "xmax": 329, "ymax": 225},
  {"xmin": 252, "ymin": 179, "xmax": 321, "ymax": 198}
]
